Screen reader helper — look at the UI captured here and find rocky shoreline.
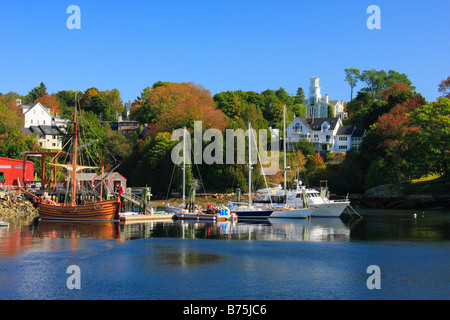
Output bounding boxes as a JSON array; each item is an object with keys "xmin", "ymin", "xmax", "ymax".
[
  {"xmin": 0, "ymin": 191, "xmax": 38, "ymax": 224},
  {"xmin": 349, "ymin": 184, "xmax": 450, "ymax": 210}
]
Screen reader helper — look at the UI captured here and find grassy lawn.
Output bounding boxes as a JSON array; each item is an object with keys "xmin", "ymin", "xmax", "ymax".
[{"xmin": 404, "ymin": 174, "xmax": 449, "ymax": 195}]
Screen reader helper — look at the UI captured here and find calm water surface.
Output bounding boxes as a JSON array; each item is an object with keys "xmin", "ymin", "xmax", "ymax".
[{"xmin": 0, "ymin": 209, "xmax": 449, "ymax": 300}]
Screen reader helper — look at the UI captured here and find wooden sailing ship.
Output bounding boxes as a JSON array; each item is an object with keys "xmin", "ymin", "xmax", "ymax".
[{"xmin": 37, "ymin": 90, "xmax": 121, "ymax": 221}]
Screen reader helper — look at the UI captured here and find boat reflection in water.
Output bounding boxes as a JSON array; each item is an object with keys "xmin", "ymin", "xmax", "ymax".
[
  {"xmin": 0, "ymin": 220, "xmax": 121, "ymax": 256},
  {"xmin": 233, "ymin": 218, "xmax": 356, "ymax": 242},
  {"xmin": 35, "ymin": 220, "xmax": 121, "ymax": 240},
  {"xmin": 120, "ymin": 216, "xmax": 362, "ymax": 242}
]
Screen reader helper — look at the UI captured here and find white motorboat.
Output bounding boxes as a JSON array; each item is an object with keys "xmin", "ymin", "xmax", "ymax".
[
  {"xmin": 255, "ymin": 181, "xmax": 349, "ymax": 218},
  {"xmin": 0, "ymin": 221, "xmax": 9, "ymax": 227}
]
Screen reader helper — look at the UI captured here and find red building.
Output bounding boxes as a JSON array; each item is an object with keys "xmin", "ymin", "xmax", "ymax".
[{"xmin": 0, "ymin": 157, "xmax": 34, "ymax": 186}]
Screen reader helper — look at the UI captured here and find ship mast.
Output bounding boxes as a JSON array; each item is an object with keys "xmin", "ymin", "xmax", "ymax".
[{"xmin": 71, "ymin": 89, "xmax": 79, "ymax": 205}]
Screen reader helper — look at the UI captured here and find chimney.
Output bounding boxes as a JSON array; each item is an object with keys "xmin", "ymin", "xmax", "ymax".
[{"xmin": 325, "ymin": 94, "xmax": 329, "ymax": 104}]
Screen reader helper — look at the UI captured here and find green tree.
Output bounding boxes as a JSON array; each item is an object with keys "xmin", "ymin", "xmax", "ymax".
[
  {"xmin": 56, "ymin": 90, "xmax": 76, "ymax": 117},
  {"xmin": 103, "ymin": 132, "xmax": 133, "ymax": 164},
  {"xmin": 357, "ymin": 69, "xmax": 414, "ymax": 101},
  {"xmin": 292, "ymin": 139, "xmax": 315, "ymax": 156},
  {"xmin": 0, "ymin": 128, "xmax": 37, "ymax": 159},
  {"xmin": 344, "ymin": 68, "xmax": 360, "ymax": 101},
  {"xmin": 85, "ymin": 95, "xmax": 115, "ymax": 121},
  {"xmin": 100, "ymin": 89, "xmax": 123, "ymax": 116},
  {"xmin": 405, "ymin": 98, "xmax": 450, "ymax": 181},
  {"xmin": 293, "ymin": 87, "xmax": 305, "ymax": 105},
  {"xmin": 80, "ymin": 87, "xmax": 99, "ymax": 110},
  {"xmin": 345, "ymin": 91, "xmax": 372, "ymax": 118},
  {"xmin": 26, "ymin": 82, "xmax": 47, "ymax": 103},
  {"xmin": 364, "ymin": 158, "xmax": 389, "ymax": 190},
  {"xmin": 359, "ymin": 69, "xmax": 387, "ymax": 100},
  {"xmin": 384, "ymin": 70, "xmax": 414, "ymax": 90}
]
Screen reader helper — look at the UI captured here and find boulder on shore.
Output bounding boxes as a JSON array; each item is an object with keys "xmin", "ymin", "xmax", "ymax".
[
  {"xmin": 0, "ymin": 191, "xmax": 38, "ymax": 223},
  {"xmin": 358, "ymin": 184, "xmax": 448, "ymax": 210}
]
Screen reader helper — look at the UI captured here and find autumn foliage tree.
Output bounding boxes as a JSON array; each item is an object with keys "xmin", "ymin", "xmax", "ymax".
[
  {"xmin": 305, "ymin": 153, "xmax": 326, "ymax": 185},
  {"xmin": 35, "ymin": 93, "xmax": 61, "ymax": 116},
  {"xmin": 130, "ymin": 82, "xmax": 228, "ymax": 135},
  {"xmin": 438, "ymin": 76, "xmax": 450, "ymax": 98},
  {"xmin": 372, "ymin": 94, "xmax": 426, "ymax": 183}
]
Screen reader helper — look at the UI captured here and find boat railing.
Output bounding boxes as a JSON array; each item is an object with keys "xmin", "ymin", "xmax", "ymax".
[{"xmin": 331, "ymin": 199, "xmax": 351, "ymax": 203}]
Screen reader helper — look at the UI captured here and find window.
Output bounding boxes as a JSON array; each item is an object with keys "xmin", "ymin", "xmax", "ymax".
[
  {"xmin": 43, "ymin": 120, "xmax": 46, "ymax": 125},
  {"xmin": 339, "ymin": 145, "xmax": 347, "ymax": 150},
  {"xmin": 293, "ymin": 123, "xmax": 302, "ymax": 132},
  {"xmin": 31, "ymin": 120, "xmax": 33, "ymax": 124},
  {"xmin": 339, "ymin": 136, "xmax": 348, "ymax": 141}
]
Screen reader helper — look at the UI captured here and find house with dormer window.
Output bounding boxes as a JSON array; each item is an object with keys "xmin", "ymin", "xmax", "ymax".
[
  {"xmin": 287, "ymin": 116, "xmax": 366, "ymax": 152},
  {"xmin": 19, "ymin": 125, "xmax": 63, "ymax": 150},
  {"xmin": 19, "ymin": 102, "xmax": 68, "ymax": 150}
]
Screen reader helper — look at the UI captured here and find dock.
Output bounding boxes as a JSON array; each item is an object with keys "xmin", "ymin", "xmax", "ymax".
[
  {"xmin": 175, "ymin": 212, "xmax": 237, "ymax": 222},
  {"xmin": 119, "ymin": 212, "xmax": 175, "ymax": 223}
]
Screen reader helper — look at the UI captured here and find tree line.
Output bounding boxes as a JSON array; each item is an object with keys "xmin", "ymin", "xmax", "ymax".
[{"xmin": 0, "ymin": 72, "xmax": 448, "ymax": 196}]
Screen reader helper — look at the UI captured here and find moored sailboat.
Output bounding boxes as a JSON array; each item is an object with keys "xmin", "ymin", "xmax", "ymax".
[
  {"xmin": 228, "ymin": 121, "xmax": 274, "ymax": 219},
  {"xmin": 266, "ymin": 105, "xmax": 313, "ymax": 218},
  {"xmin": 165, "ymin": 127, "xmax": 188, "ymax": 214}
]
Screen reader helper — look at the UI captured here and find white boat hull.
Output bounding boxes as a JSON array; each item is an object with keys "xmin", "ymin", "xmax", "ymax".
[
  {"xmin": 310, "ymin": 202, "xmax": 349, "ymax": 217},
  {"xmin": 270, "ymin": 208, "xmax": 313, "ymax": 218},
  {"xmin": 165, "ymin": 206, "xmax": 184, "ymax": 213}
]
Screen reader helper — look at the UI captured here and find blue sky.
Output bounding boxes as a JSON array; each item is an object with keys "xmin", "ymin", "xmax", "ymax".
[{"xmin": 0, "ymin": 0, "xmax": 448, "ymax": 103}]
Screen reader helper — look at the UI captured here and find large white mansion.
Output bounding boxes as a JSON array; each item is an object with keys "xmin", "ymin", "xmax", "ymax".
[
  {"xmin": 286, "ymin": 77, "xmax": 364, "ymax": 153},
  {"xmin": 286, "ymin": 116, "xmax": 365, "ymax": 152}
]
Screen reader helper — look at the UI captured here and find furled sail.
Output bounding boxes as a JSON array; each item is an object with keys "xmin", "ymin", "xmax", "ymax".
[{"xmin": 48, "ymin": 163, "xmax": 98, "ymax": 172}]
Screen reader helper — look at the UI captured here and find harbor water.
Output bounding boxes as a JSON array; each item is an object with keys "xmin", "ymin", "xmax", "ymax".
[{"xmin": 0, "ymin": 209, "xmax": 449, "ymax": 300}]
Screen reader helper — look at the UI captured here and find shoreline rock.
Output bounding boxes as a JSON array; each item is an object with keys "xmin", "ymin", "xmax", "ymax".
[
  {"xmin": 0, "ymin": 191, "xmax": 38, "ymax": 223},
  {"xmin": 351, "ymin": 184, "xmax": 450, "ymax": 210}
]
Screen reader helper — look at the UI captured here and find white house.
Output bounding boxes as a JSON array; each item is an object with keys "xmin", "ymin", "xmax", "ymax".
[
  {"xmin": 20, "ymin": 125, "xmax": 63, "ymax": 150},
  {"xmin": 286, "ymin": 116, "xmax": 365, "ymax": 152},
  {"xmin": 306, "ymin": 77, "xmax": 346, "ymax": 119},
  {"xmin": 22, "ymin": 102, "xmax": 53, "ymax": 128},
  {"xmin": 21, "ymin": 102, "xmax": 69, "ymax": 131}
]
